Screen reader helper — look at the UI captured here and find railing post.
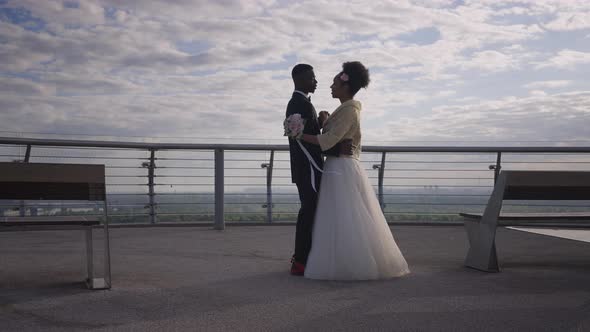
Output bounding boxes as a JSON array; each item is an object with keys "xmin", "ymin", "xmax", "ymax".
[
  {"xmin": 147, "ymin": 149, "xmax": 157, "ymax": 224},
  {"xmin": 214, "ymin": 148, "xmax": 225, "ymax": 230},
  {"xmin": 489, "ymin": 152, "xmax": 502, "ymax": 184},
  {"xmin": 373, "ymin": 152, "xmax": 387, "ymax": 211},
  {"xmin": 19, "ymin": 144, "xmax": 32, "ymax": 217},
  {"xmin": 261, "ymin": 150, "xmax": 274, "ymax": 223},
  {"xmin": 24, "ymin": 144, "xmax": 31, "ymax": 163}
]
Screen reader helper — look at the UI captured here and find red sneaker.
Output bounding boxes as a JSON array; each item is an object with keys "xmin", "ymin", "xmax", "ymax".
[{"xmin": 290, "ymin": 261, "xmax": 305, "ymax": 276}]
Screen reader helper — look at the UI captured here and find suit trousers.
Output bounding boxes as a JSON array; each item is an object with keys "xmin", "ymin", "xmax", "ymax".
[{"xmin": 294, "ymin": 171, "xmax": 321, "ymax": 265}]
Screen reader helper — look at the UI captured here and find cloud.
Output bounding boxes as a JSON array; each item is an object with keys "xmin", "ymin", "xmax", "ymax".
[
  {"xmin": 459, "ymin": 50, "xmax": 519, "ymax": 72},
  {"xmin": 0, "ymin": 0, "xmax": 589, "ymax": 146},
  {"xmin": 535, "ymin": 50, "xmax": 590, "ymax": 70},
  {"xmin": 435, "ymin": 90, "xmax": 457, "ymax": 98},
  {"xmin": 0, "ymin": 22, "xmax": 56, "ymax": 71},
  {"xmin": 529, "ymin": 90, "xmax": 547, "ymax": 97},
  {"xmin": 372, "ymin": 91, "xmax": 590, "ymax": 144},
  {"xmin": 544, "ymin": 12, "xmax": 590, "ymax": 31},
  {"xmin": 0, "ymin": 77, "xmax": 54, "ymax": 96},
  {"xmin": 523, "ymin": 80, "xmax": 572, "ymax": 89}
]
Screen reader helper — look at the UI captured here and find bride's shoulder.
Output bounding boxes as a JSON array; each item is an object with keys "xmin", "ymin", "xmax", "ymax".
[
  {"xmin": 340, "ymin": 101, "xmax": 362, "ymax": 116},
  {"xmin": 340, "ymin": 100, "xmax": 362, "ymax": 111}
]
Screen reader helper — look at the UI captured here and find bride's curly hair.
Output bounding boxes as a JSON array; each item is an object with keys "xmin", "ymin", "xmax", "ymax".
[{"xmin": 341, "ymin": 61, "xmax": 370, "ymax": 96}]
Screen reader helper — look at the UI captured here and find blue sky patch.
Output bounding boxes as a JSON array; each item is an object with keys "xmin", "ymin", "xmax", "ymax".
[
  {"xmin": 176, "ymin": 40, "xmax": 212, "ymax": 55},
  {"xmin": 490, "ymin": 12, "xmax": 552, "ymax": 26},
  {"xmin": 104, "ymin": 7, "xmax": 119, "ymax": 20},
  {"xmin": 397, "ymin": 27, "xmax": 441, "ymax": 46},
  {"xmin": 1, "ymin": 71, "xmax": 40, "ymax": 81},
  {"xmin": 63, "ymin": 1, "xmax": 79, "ymax": 9},
  {"xmin": 0, "ymin": 6, "xmax": 46, "ymax": 32},
  {"xmin": 451, "ymin": 0, "xmax": 465, "ymax": 8},
  {"xmin": 526, "ymin": 30, "xmax": 590, "ymax": 53}
]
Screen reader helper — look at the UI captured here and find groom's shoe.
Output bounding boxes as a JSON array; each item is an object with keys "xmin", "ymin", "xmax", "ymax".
[{"xmin": 290, "ymin": 261, "xmax": 305, "ymax": 276}]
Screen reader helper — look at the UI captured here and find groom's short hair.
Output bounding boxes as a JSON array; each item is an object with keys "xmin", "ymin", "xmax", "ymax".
[{"xmin": 292, "ymin": 64, "xmax": 313, "ymax": 80}]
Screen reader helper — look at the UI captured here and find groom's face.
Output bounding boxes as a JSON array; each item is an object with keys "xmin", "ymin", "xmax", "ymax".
[{"xmin": 300, "ymin": 70, "xmax": 318, "ymax": 94}]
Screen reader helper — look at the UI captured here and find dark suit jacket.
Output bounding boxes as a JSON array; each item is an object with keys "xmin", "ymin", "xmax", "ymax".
[{"xmin": 286, "ymin": 92, "xmax": 339, "ymax": 183}]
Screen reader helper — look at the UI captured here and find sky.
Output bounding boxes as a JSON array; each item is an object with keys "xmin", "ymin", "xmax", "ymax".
[{"xmin": 1, "ymin": 0, "xmax": 590, "ymax": 145}]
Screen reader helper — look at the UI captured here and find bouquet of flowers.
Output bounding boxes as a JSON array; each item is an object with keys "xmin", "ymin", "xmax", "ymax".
[{"xmin": 283, "ymin": 114, "xmax": 305, "ymax": 139}]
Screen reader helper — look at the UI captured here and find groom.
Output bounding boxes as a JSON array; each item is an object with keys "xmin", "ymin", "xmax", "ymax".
[{"xmin": 286, "ymin": 63, "xmax": 351, "ymax": 276}]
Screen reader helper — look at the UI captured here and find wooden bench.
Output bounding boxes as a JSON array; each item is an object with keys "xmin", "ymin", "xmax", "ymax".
[
  {"xmin": 460, "ymin": 212, "xmax": 590, "ymax": 226},
  {"xmin": 463, "ymin": 170, "xmax": 590, "ymax": 272},
  {"xmin": 0, "ymin": 162, "xmax": 111, "ymax": 289}
]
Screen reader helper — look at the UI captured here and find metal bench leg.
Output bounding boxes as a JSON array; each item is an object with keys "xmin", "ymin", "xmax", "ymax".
[
  {"xmin": 85, "ymin": 226, "xmax": 94, "ymax": 288},
  {"xmin": 85, "ymin": 223, "xmax": 110, "ymax": 290},
  {"xmin": 102, "ymin": 205, "xmax": 112, "ymax": 289},
  {"xmin": 465, "ymin": 220, "xmax": 499, "ymax": 272},
  {"xmin": 87, "ymin": 203, "xmax": 112, "ymax": 290},
  {"xmin": 464, "ymin": 173, "xmax": 506, "ymax": 272}
]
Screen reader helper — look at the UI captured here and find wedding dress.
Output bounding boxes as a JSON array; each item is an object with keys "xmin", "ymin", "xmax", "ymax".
[{"xmin": 304, "ymin": 100, "xmax": 410, "ymax": 280}]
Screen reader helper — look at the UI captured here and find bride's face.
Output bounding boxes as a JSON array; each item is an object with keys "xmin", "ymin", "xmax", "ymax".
[{"xmin": 330, "ymin": 75, "xmax": 348, "ymax": 99}]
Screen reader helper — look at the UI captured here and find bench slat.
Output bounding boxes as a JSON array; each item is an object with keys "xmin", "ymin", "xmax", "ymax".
[
  {"xmin": 504, "ymin": 186, "xmax": 590, "ymax": 200},
  {"xmin": 0, "ymin": 182, "xmax": 105, "ymax": 200},
  {"xmin": 460, "ymin": 212, "xmax": 590, "ymax": 220},
  {"xmin": 0, "ymin": 216, "xmax": 100, "ymax": 226}
]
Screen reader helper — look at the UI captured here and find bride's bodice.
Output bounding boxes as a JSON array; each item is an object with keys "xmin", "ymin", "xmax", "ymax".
[{"xmin": 318, "ymin": 100, "xmax": 362, "ymax": 159}]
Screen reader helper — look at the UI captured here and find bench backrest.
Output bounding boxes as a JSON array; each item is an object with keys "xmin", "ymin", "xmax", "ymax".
[
  {"xmin": 0, "ymin": 162, "xmax": 106, "ymax": 201},
  {"xmin": 502, "ymin": 170, "xmax": 590, "ymax": 200}
]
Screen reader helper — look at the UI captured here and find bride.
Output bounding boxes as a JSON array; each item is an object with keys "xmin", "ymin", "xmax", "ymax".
[{"xmin": 298, "ymin": 61, "xmax": 410, "ymax": 280}]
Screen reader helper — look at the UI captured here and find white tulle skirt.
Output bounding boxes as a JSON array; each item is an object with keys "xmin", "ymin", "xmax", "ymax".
[{"xmin": 304, "ymin": 156, "xmax": 410, "ymax": 280}]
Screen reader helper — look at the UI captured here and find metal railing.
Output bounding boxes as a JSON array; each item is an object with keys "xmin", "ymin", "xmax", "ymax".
[{"xmin": 1, "ymin": 137, "xmax": 590, "ymax": 228}]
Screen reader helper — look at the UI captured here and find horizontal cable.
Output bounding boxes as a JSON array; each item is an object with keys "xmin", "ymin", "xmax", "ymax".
[
  {"xmin": 381, "ymin": 169, "xmax": 491, "ymax": 172},
  {"xmin": 106, "ymin": 166, "xmax": 144, "ymax": 169},
  {"xmin": 223, "ymin": 159, "xmax": 274, "ymax": 162},
  {"xmin": 155, "ymin": 166, "xmax": 213, "ymax": 169},
  {"xmin": 156, "ymin": 158, "xmax": 212, "ymax": 161},
  {"xmin": 375, "ymin": 176, "xmax": 493, "ymax": 179},
  {"xmin": 26, "ymin": 213, "xmax": 151, "ymax": 217},
  {"xmin": 0, "ymin": 204, "xmax": 146, "ymax": 208},
  {"xmin": 382, "ymin": 185, "xmax": 492, "ymax": 188},
  {"xmin": 106, "ymin": 193, "xmax": 147, "ymax": 195},
  {"xmin": 498, "ymin": 161, "xmax": 590, "ymax": 164},
  {"xmin": 33, "ymin": 146, "xmax": 147, "ymax": 152},
  {"xmin": 381, "ymin": 212, "xmax": 463, "ymax": 215},
  {"xmin": 149, "ymin": 213, "xmax": 213, "ymax": 216},
  {"xmin": 225, "ymin": 167, "xmax": 266, "ymax": 170},
  {"xmin": 381, "ymin": 161, "xmax": 493, "ymax": 164},
  {"xmin": 154, "ymin": 175, "xmax": 214, "ymax": 178},
  {"xmin": 382, "ymin": 202, "xmax": 486, "ymax": 206},
  {"xmin": 28, "ymin": 155, "xmax": 148, "ymax": 160},
  {"xmin": 154, "ymin": 182, "xmax": 213, "ymax": 185},
  {"xmin": 223, "ymin": 212, "xmax": 270, "ymax": 214},
  {"xmin": 155, "ymin": 202, "xmax": 213, "ymax": 205},
  {"xmin": 382, "ymin": 193, "xmax": 490, "ymax": 197},
  {"xmin": 156, "ymin": 176, "xmax": 270, "ymax": 180},
  {"xmin": 106, "ymin": 175, "xmax": 146, "ymax": 178}
]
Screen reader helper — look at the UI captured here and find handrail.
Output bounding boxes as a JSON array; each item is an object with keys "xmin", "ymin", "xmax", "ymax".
[
  {"xmin": 2, "ymin": 136, "xmax": 590, "ymax": 228},
  {"xmin": 2, "ymin": 137, "xmax": 590, "ymax": 153}
]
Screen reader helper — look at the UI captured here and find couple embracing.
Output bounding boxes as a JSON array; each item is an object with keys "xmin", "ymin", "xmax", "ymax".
[{"xmin": 285, "ymin": 61, "xmax": 410, "ymax": 280}]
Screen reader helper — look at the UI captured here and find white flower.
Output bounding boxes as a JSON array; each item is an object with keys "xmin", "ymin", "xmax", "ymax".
[{"xmin": 283, "ymin": 114, "xmax": 305, "ymax": 138}]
